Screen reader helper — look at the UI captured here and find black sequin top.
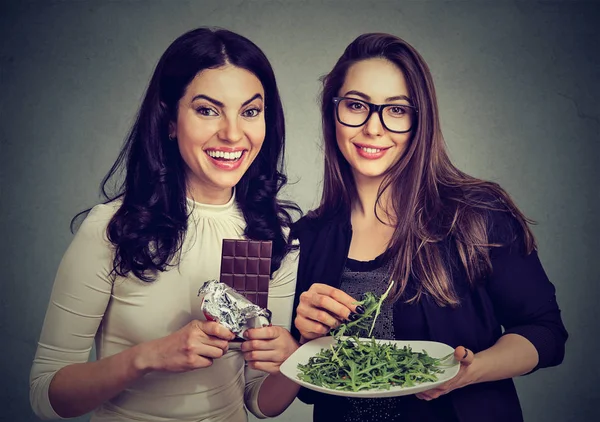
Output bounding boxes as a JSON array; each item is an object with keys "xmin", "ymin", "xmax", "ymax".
[{"xmin": 324, "ymin": 255, "xmax": 457, "ymax": 422}]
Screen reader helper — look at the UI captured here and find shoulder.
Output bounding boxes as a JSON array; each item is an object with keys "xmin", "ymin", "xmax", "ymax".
[
  {"xmin": 458, "ymin": 187, "xmax": 526, "ymax": 247},
  {"xmin": 290, "ymin": 213, "xmax": 319, "ymax": 239},
  {"xmin": 75, "ymin": 200, "xmax": 121, "ymax": 242},
  {"xmin": 59, "ymin": 201, "xmax": 121, "ymax": 275},
  {"xmin": 88, "ymin": 200, "xmax": 121, "ymax": 222},
  {"xmin": 291, "ymin": 208, "xmax": 350, "ymax": 242}
]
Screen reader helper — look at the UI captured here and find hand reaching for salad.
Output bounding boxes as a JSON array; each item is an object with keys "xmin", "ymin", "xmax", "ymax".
[
  {"xmin": 415, "ymin": 346, "xmax": 477, "ymax": 400},
  {"xmin": 294, "ymin": 283, "xmax": 363, "ymax": 342}
]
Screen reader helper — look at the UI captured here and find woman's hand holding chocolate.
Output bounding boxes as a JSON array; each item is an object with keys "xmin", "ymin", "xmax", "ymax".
[
  {"xmin": 136, "ymin": 320, "xmax": 236, "ymax": 373},
  {"xmin": 241, "ymin": 326, "xmax": 299, "ymax": 373}
]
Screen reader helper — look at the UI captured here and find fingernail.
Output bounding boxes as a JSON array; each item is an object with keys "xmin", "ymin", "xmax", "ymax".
[
  {"xmin": 355, "ymin": 306, "xmax": 365, "ymax": 314},
  {"xmin": 349, "ymin": 313, "xmax": 360, "ymax": 321},
  {"xmin": 462, "ymin": 349, "xmax": 469, "ymax": 359}
]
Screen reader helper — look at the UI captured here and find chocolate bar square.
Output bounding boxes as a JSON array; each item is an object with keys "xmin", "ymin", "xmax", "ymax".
[{"xmin": 220, "ymin": 239, "xmax": 272, "ymax": 309}]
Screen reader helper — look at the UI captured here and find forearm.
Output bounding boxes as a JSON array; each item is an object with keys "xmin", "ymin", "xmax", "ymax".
[
  {"xmin": 472, "ymin": 333, "xmax": 539, "ymax": 384},
  {"xmin": 257, "ymin": 372, "xmax": 300, "ymax": 417},
  {"xmin": 48, "ymin": 344, "xmax": 148, "ymax": 418}
]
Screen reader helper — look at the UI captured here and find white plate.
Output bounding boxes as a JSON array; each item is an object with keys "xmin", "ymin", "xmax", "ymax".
[{"xmin": 280, "ymin": 336, "xmax": 460, "ymax": 398}]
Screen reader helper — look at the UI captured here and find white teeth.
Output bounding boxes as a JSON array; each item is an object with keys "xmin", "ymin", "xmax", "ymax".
[
  {"xmin": 361, "ymin": 147, "xmax": 381, "ymax": 154},
  {"xmin": 206, "ymin": 150, "xmax": 243, "ymax": 160}
]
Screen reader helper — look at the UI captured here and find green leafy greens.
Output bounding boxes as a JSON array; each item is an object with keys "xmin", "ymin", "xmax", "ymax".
[{"xmin": 297, "ymin": 280, "xmax": 454, "ymax": 392}]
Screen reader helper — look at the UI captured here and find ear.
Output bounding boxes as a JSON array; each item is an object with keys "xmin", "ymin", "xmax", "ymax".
[
  {"xmin": 161, "ymin": 101, "xmax": 177, "ymax": 140},
  {"xmin": 168, "ymin": 120, "xmax": 177, "ymax": 140}
]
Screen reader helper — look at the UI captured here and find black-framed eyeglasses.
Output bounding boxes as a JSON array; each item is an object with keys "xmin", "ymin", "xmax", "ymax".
[{"xmin": 332, "ymin": 97, "xmax": 418, "ymax": 134}]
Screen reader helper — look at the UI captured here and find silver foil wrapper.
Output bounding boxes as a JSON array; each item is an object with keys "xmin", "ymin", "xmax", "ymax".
[{"xmin": 197, "ymin": 280, "xmax": 271, "ymax": 336}]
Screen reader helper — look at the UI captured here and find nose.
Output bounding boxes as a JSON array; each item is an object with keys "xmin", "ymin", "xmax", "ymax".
[
  {"xmin": 219, "ymin": 116, "xmax": 244, "ymax": 143},
  {"xmin": 363, "ymin": 111, "xmax": 384, "ymax": 137}
]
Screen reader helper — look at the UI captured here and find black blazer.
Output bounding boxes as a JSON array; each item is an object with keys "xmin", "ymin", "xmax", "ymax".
[{"xmin": 290, "ymin": 208, "xmax": 568, "ymax": 422}]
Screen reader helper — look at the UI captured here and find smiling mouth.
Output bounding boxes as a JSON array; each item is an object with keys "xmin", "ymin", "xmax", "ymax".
[
  {"xmin": 354, "ymin": 144, "xmax": 392, "ymax": 153},
  {"xmin": 352, "ymin": 143, "xmax": 393, "ymax": 160},
  {"xmin": 205, "ymin": 150, "xmax": 245, "ymax": 162},
  {"xmin": 359, "ymin": 146, "xmax": 383, "ymax": 154}
]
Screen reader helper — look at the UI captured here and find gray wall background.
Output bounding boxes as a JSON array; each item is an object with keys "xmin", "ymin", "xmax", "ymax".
[{"xmin": 1, "ymin": 0, "xmax": 598, "ymax": 421}]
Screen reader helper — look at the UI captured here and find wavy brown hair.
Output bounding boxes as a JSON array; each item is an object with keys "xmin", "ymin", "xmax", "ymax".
[{"xmin": 316, "ymin": 33, "xmax": 535, "ymax": 306}]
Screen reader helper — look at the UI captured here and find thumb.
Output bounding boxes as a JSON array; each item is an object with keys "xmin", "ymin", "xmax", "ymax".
[
  {"xmin": 191, "ymin": 319, "xmax": 208, "ymax": 331},
  {"xmin": 454, "ymin": 346, "xmax": 475, "ymax": 366}
]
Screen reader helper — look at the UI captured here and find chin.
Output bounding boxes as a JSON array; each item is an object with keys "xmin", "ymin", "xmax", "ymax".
[
  {"xmin": 353, "ymin": 165, "xmax": 388, "ymax": 179},
  {"xmin": 212, "ymin": 177, "xmax": 244, "ymax": 191}
]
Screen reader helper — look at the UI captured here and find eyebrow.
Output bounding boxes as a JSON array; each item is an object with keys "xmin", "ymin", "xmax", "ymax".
[
  {"xmin": 343, "ymin": 90, "xmax": 410, "ymax": 103},
  {"xmin": 191, "ymin": 93, "xmax": 263, "ymax": 108}
]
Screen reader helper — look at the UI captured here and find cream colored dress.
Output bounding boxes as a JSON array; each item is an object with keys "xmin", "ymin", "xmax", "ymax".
[{"xmin": 30, "ymin": 194, "xmax": 298, "ymax": 421}]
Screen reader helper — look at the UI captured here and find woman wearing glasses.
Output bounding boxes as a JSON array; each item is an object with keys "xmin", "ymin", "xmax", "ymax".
[{"xmin": 292, "ymin": 33, "xmax": 567, "ymax": 422}]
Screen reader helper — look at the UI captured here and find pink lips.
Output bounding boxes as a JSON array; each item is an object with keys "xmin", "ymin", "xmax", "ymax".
[
  {"xmin": 205, "ymin": 148, "xmax": 247, "ymax": 171},
  {"xmin": 354, "ymin": 143, "xmax": 391, "ymax": 160}
]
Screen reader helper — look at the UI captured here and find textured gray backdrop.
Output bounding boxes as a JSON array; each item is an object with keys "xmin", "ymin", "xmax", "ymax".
[{"xmin": 1, "ymin": 1, "xmax": 598, "ymax": 421}]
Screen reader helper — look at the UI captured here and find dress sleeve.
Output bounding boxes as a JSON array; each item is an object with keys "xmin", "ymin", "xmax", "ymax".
[
  {"xmin": 486, "ymin": 211, "xmax": 568, "ymax": 372},
  {"xmin": 243, "ymin": 238, "xmax": 299, "ymax": 418},
  {"xmin": 29, "ymin": 204, "xmax": 115, "ymax": 419}
]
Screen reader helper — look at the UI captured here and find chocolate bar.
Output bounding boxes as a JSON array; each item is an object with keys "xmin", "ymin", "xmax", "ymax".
[{"xmin": 220, "ymin": 239, "xmax": 272, "ymax": 309}]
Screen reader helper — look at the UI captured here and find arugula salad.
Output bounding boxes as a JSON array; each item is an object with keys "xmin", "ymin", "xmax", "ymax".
[{"xmin": 297, "ymin": 281, "xmax": 454, "ymax": 392}]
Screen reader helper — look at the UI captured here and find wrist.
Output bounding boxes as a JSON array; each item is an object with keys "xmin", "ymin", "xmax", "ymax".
[
  {"xmin": 266, "ymin": 370, "xmax": 299, "ymax": 388},
  {"xmin": 468, "ymin": 352, "xmax": 486, "ymax": 385},
  {"xmin": 129, "ymin": 342, "xmax": 154, "ymax": 375}
]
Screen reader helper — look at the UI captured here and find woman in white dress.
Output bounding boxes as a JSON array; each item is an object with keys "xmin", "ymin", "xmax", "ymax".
[{"xmin": 30, "ymin": 27, "xmax": 301, "ymax": 422}]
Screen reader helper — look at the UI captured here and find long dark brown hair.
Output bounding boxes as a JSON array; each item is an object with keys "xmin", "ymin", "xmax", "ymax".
[
  {"xmin": 317, "ymin": 33, "xmax": 535, "ymax": 306},
  {"xmin": 72, "ymin": 28, "xmax": 300, "ymax": 282}
]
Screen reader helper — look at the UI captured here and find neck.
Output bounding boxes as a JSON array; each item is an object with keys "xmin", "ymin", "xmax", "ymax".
[
  {"xmin": 351, "ymin": 172, "xmax": 394, "ymax": 224},
  {"xmin": 186, "ymin": 177, "xmax": 233, "ymax": 205}
]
